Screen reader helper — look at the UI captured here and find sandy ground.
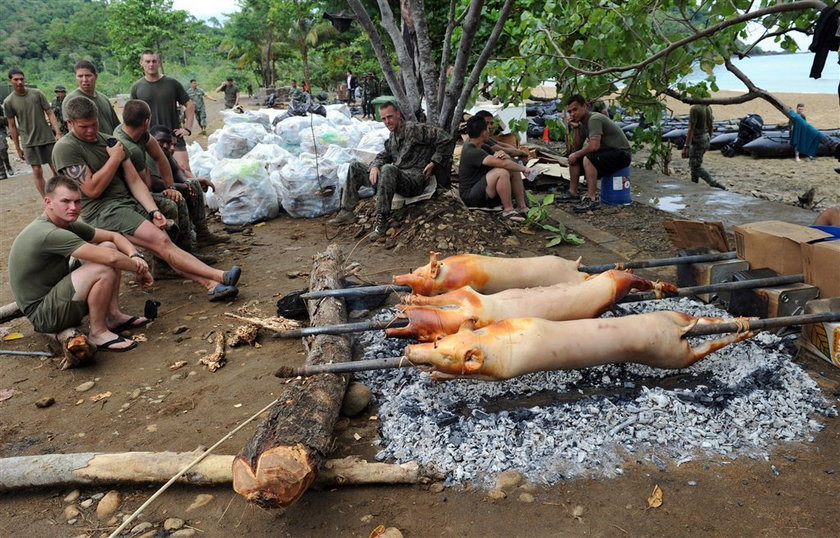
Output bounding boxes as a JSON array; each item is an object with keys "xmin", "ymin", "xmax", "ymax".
[
  {"xmin": 665, "ymin": 91, "xmax": 839, "ymax": 129},
  {"xmin": 1, "ymin": 97, "xmax": 839, "ymax": 537}
]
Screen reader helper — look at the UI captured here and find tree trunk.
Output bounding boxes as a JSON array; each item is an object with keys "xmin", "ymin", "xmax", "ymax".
[
  {"xmin": 438, "ymin": 0, "xmax": 485, "ymax": 128},
  {"xmin": 231, "ymin": 243, "xmax": 351, "ymax": 508},
  {"xmin": 347, "ymin": 0, "xmax": 411, "ymax": 118},
  {"xmin": 375, "ymin": 0, "xmax": 422, "ymax": 116},
  {"xmin": 0, "ymin": 453, "xmax": 423, "ymax": 491},
  {"xmin": 408, "ymin": 0, "xmax": 440, "ymax": 125}
]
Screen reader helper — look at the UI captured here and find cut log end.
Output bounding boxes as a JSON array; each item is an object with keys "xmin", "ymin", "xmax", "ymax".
[{"xmin": 231, "ymin": 444, "xmax": 317, "ymax": 508}]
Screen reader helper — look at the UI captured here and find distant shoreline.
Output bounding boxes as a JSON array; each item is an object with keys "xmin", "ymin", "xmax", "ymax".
[{"xmin": 665, "ymin": 91, "xmax": 839, "ymax": 128}]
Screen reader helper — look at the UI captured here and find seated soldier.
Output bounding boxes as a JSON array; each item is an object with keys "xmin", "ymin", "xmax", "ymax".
[
  {"xmin": 459, "ymin": 115, "xmax": 537, "ymax": 222},
  {"xmin": 52, "ymin": 96, "xmax": 241, "ymax": 302},
  {"xmin": 328, "ymin": 101, "xmax": 453, "ymax": 241},
  {"xmin": 473, "ymin": 110, "xmax": 530, "ymax": 161},
  {"xmin": 9, "ymin": 175, "xmax": 153, "ymax": 352},
  {"xmin": 147, "ymin": 125, "xmax": 226, "ymax": 251}
]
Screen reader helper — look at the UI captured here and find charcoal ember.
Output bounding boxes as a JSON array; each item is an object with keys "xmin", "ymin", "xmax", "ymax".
[{"xmin": 355, "ymin": 298, "xmax": 834, "ymax": 487}]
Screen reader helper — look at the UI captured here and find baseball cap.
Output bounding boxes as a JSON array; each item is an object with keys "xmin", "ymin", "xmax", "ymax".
[{"xmin": 55, "ymin": 85, "xmax": 66, "ymax": 92}]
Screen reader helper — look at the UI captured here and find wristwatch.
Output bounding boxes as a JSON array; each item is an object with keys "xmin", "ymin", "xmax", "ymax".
[
  {"xmin": 147, "ymin": 209, "xmax": 160, "ymax": 221},
  {"xmin": 130, "ymin": 252, "xmax": 146, "ymax": 260}
]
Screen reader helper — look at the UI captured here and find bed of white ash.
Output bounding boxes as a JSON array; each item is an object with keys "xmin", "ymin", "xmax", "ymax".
[{"xmin": 354, "ymin": 298, "xmax": 837, "ymax": 487}]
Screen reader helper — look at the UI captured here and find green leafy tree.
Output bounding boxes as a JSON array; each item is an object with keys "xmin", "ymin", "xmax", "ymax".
[
  {"xmin": 492, "ymin": 1, "xmax": 826, "ymax": 122},
  {"xmin": 105, "ymin": 0, "xmax": 192, "ymax": 75}
]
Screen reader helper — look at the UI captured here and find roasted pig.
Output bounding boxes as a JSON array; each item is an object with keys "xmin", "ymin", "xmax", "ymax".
[
  {"xmin": 385, "ymin": 270, "xmax": 676, "ymax": 341},
  {"xmin": 405, "ymin": 312, "xmax": 755, "ymax": 381},
  {"xmin": 393, "ymin": 252, "xmax": 586, "ymax": 296}
]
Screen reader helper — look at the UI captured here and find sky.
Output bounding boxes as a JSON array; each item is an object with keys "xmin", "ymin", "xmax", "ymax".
[{"xmin": 172, "ymin": 0, "xmax": 238, "ymax": 23}]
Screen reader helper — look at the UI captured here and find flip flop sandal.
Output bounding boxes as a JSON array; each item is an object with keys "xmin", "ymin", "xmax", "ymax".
[
  {"xmin": 208, "ymin": 283, "xmax": 239, "ymax": 302},
  {"xmin": 97, "ymin": 336, "xmax": 138, "ymax": 353},
  {"xmin": 110, "ymin": 316, "xmax": 149, "ymax": 333},
  {"xmin": 502, "ymin": 210, "xmax": 525, "ymax": 222}
]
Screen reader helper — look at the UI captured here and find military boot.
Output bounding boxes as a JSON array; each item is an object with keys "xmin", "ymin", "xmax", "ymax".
[{"xmin": 369, "ymin": 212, "xmax": 389, "ymax": 242}]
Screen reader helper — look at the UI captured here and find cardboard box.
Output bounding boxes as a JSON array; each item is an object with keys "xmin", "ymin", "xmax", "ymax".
[
  {"xmin": 798, "ymin": 298, "xmax": 840, "ymax": 368},
  {"xmin": 733, "ymin": 221, "xmax": 830, "ymax": 275},
  {"xmin": 802, "ymin": 240, "xmax": 840, "ymax": 298}
]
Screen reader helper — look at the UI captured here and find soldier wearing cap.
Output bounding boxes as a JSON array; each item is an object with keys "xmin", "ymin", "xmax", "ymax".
[{"xmin": 52, "ymin": 85, "xmax": 68, "ymax": 135}]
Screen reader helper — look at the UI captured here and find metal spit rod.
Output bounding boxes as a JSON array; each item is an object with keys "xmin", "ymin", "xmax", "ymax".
[
  {"xmin": 298, "ymin": 251, "xmax": 739, "ymax": 300},
  {"xmin": 275, "ymin": 311, "xmax": 840, "ymax": 378},
  {"xmin": 271, "ymin": 274, "xmax": 801, "ymax": 339}
]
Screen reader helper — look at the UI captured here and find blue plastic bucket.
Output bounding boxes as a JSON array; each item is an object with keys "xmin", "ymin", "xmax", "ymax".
[{"xmin": 600, "ymin": 166, "xmax": 631, "ymax": 205}]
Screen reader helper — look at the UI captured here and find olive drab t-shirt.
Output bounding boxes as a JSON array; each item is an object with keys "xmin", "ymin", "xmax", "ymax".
[
  {"xmin": 113, "ymin": 124, "xmax": 150, "ymax": 173},
  {"xmin": 458, "ymin": 142, "xmax": 494, "ymax": 198},
  {"xmin": 52, "ymin": 132, "xmax": 131, "ymax": 219},
  {"xmin": 130, "ymin": 76, "xmax": 190, "ymax": 131},
  {"xmin": 63, "ymin": 89, "xmax": 121, "ymax": 135},
  {"xmin": 2, "ymin": 89, "xmax": 54, "ymax": 147},
  {"xmin": 690, "ymin": 104, "xmax": 714, "ymax": 136},
  {"xmin": 585, "ymin": 111, "xmax": 630, "ymax": 150},
  {"xmin": 8, "ymin": 216, "xmax": 95, "ymax": 317}
]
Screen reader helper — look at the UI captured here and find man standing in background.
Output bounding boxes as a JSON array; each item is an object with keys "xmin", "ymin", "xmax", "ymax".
[
  {"xmin": 3, "ymin": 68, "xmax": 63, "ymax": 197},
  {"xmin": 215, "ymin": 77, "xmax": 240, "ymax": 109},
  {"xmin": 683, "ymin": 103, "xmax": 725, "ymax": 189},
  {"xmin": 64, "ymin": 60, "xmax": 121, "ymax": 135},
  {"xmin": 186, "ymin": 79, "xmax": 216, "ymax": 135},
  {"xmin": 52, "ymin": 85, "xmax": 68, "ymax": 135},
  {"xmin": 130, "ymin": 50, "xmax": 195, "ymax": 174}
]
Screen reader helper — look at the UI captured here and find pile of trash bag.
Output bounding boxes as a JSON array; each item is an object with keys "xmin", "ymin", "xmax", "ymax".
[{"xmin": 191, "ymin": 105, "xmax": 389, "ymax": 223}]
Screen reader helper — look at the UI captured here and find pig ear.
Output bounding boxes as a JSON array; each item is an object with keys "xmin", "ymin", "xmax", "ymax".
[
  {"xmin": 463, "ymin": 348, "xmax": 484, "ymax": 373},
  {"xmin": 429, "ymin": 251, "xmax": 441, "ymax": 278},
  {"xmin": 458, "ymin": 318, "xmax": 477, "ymax": 332}
]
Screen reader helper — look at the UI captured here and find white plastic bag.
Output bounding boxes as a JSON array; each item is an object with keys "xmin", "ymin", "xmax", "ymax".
[
  {"xmin": 277, "ymin": 155, "xmax": 341, "ymax": 218},
  {"xmin": 274, "ymin": 115, "xmax": 328, "ymax": 145},
  {"xmin": 244, "ymin": 143, "xmax": 293, "ymax": 173},
  {"xmin": 210, "ymin": 159, "xmax": 280, "ymax": 225},
  {"xmin": 222, "ymin": 109, "xmax": 271, "ymax": 130},
  {"xmin": 213, "ymin": 123, "xmax": 269, "ymax": 159}
]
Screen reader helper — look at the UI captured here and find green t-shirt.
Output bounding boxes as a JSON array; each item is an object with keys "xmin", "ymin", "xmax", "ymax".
[
  {"xmin": 145, "ymin": 151, "xmax": 179, "ymax": 192},
  {"xmin": 186, "ymin": 86, "xmax": 207, "ymax": 111},
  {"xmin": 113, "ymin": 124, "xmax": 150, "ymax": 173},
  {"xmin": 585, "ymin": 111, "xmax": 630, "ymax": 150},
  {"xmin": 222, "ymin": 84, "xmax": 239, "ymax": 106},
  {"xmin": 2, "ymin": 89, "xmax": 54, "ymax": 147},
  {"xmin": 689, "ymin": 104, "xmax": 713, "ymax": 136},
  {"xmin": 9, "ymin": 215, "xmax": 95, "ymax": 317},
  {"xmin": 64, "ymin": 89, "xmax": 121, "ymax": 135},
  {"xmin": 52, "ymin": 132, "xmax": 131, "ymax": 220},
  {"xmin": 458, "ymin": 142, "xmax": 493, "ymax": 197},
  {"xmin": 130, "ymin": 76, "xmax": 190, "ymax": 131}
]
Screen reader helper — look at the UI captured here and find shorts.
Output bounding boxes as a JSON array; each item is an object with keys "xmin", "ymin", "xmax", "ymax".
[
  {"xmin": 585, "ymin": 147, "xmax": 631, "ymax": 178},
  {"xmin": 173, "ymin": 136, "xmax": 186, "ymax": 150},
  {"xmin": 28, "ymin": 272, "xmax": 88, "ymax": 333},
  {"xmin": 460, "ymin": 177, "xmax": 500, "ymax": 208},
  {"xmin": 83, "ymin": 198, "xmax": 147, "ymax": 236},
  {"xmin": 24, "ymin": 143, "xmax": 55, "ymax": 165}
]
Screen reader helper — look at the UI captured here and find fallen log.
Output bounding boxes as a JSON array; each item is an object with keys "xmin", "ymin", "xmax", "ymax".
[
  {"xmin": 0, "ymin": 301, "xmax": 23, "ymax": 323},
  {"xmin": 0, "ymin": 452, "xmax": 423, "ymax": 491},
  {"xmin": 232, "ymin": 243, "xmax": 352, "ymax": 508}
]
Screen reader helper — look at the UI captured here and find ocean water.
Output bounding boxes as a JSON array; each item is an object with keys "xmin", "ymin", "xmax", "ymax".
[{"xmin": 681, "ymin": 52, "xmax": 839, "ymax": 94}]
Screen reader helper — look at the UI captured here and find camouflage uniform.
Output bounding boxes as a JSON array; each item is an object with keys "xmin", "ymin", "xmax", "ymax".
[
  {"xmin": 186, "ymin": 86, "xmax": 208, "ymax": 130},
  {"xmin": 52, "ymin": 96, "xmax": 68, "ymax": 135},
  {"xmin": 687, "ymin": 104, "xmax": 719, "ymax": 187},
  {"xmin": 339, "ymin": 121, "xmax": 452, "ymax": 218}
]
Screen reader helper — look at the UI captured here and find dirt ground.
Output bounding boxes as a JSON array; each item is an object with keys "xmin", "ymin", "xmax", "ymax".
[{"xmin": 1, "ymin": 97, "xmax": 838, "ymax": 537}]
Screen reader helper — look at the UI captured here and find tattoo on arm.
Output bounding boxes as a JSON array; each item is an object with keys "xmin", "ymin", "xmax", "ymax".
[{"xmin": 61, "ymin": 165, "xmax": 86, "ymax": 184}]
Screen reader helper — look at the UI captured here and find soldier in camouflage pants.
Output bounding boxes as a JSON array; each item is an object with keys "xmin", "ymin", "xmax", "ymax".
[
  {"xmin": 683, "ymin": 104, "xmax": 724, "ymax": 189},
  {"xmin": 328, "ymin": 101, "xmax": 452, "ymax": 242}
]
